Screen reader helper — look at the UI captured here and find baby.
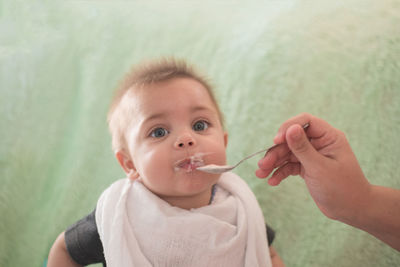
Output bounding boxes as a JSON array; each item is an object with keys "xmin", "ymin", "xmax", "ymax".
[{"xmin": 48, "ymin": 58, "xmax": 283, "ymax": 267}]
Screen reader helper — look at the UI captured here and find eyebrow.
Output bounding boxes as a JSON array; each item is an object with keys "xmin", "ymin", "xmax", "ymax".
[{"xmin": 143, "ymin": 105, "xmax": 215, "ymax": 124}]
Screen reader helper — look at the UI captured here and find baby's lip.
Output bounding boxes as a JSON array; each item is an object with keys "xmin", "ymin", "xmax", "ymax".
[
  {"xmin": 174, "ymin": 158, "xmax": 204, "ymax": 170},
  {"xmin": 174, "ymin": 152, "xmax": 212, "ymax": 172},
  {"xmin": 175, "ymin": 158, "xmax": 191, "ymax": 168}
]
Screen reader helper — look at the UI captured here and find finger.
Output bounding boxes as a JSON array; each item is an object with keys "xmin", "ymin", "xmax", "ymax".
[
  {"xmin": 274, "ymin": 113, "xmax": 334, "ymax": 145},
  {"xmin": 288, "ymin": 152, "xmax": 299, "ymax": 163},
  {"xmin": 287, "ymin": 138, "xmax": 335, "ymax": 162},
  {"xmin": 286, "ymin": 124, "xmax": 324, "ymax": 170},
  {"xmin": 255, "ymin": 168, "xmax": 272, "ymax": 178},
  {"xmin": 256, "ymin": 155, "xmax": 289, "ymax": 178},
  {"xmin": 268, "ymin": 162, "xmax": 301, "ymax": 186},
  {"xmin": 256, "ymin": 154, "xmax": 289, "ymax": 179},
  {"xmin": 309, "ymin": 129, "xmax": 338, "ymax": 151},
  {"xmin": 258, "ymin": 143, "xmax": 291, "ymax": 170},
  {"xmin": 273, "ymin": 113, "xmax": 313, "ymax": 144}
]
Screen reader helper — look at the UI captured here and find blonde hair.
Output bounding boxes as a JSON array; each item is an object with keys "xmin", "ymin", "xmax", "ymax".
[{"xmin": 107, "ymin": 58, "xmax": 224, "ymax": 152}]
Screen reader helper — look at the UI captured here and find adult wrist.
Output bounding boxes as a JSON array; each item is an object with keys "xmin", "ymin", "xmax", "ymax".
[{"xmin": 337, "ymin": 182, "xmax": 374, "ymax": 229}]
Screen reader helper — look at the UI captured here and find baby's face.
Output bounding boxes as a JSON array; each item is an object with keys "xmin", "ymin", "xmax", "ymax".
[{"xmin": 125, "ymin": 77, "xmax": 227, "ymax": 206}]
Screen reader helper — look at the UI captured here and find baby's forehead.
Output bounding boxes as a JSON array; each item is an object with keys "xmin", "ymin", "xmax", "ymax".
[
  {"xmin": 130, "ymin": 80, "xmax": 215, "ymax": 110},
  {"xmin": 126, "ymin": 77, "xmax": 214, "ymax": 103},
  {"xmin": 116, "ymin": 77, "xmax": 224, "ymax": 127}
]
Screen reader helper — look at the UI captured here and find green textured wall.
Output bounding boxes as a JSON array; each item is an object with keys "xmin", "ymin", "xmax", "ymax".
[{"xmin": 1, "ymin": 1, "xmax": 399, "ymax": 266}]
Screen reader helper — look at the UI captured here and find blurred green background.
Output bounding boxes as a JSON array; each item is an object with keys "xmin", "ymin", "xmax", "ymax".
[{"xmin": 1, "ymin": 0, "xmax": 400, "ymax": 266}]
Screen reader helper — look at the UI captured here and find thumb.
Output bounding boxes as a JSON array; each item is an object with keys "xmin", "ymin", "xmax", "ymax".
[{"xmin": 286, "ymin": 124, "xmax": 323, "ymax": 169}]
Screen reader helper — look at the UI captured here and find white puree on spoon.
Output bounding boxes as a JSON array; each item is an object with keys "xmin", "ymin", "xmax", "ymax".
[{"xmin": 174, "ymin": 152, "xmax": 214, "ymax": 172}]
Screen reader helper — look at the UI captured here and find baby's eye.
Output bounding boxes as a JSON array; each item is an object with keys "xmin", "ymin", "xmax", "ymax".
[
  {"xmin": 150, "ymin": 127, "xmax": 169, "ymax": 138},
  {"xmin": 193, "ymin": 120, "xmax": 209, "ymax": 132}
]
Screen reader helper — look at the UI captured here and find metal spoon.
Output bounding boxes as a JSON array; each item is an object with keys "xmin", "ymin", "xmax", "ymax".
[{"xmin": 196, "ymin": 123, "xmax": 309, "ymax": 174}]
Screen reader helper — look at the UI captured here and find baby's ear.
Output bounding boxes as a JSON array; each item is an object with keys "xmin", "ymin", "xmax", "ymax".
[
  {"xmin": 223, "ymin": 132, "xmax": 228, "ymax": 148},
  {"xmin": 115, "ymin": 150, "xmax": 139, "ymax": 181}
]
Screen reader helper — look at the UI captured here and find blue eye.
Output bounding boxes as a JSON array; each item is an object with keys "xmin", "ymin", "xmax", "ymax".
[
  {"xmin": 150, "ymin": 128, "xmax": 169, "ymax": 138},
  {"xmin": 193, "ymin": 120, "xmax": 209, "ymax": 131}
]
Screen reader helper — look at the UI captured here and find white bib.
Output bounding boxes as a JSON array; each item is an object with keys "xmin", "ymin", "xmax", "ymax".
[{"xmin": 96, "ymin": 172, "xmax": 272, "ymax": 267}]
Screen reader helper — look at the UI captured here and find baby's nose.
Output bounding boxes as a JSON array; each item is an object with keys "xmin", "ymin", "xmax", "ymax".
[{"xmin": 175, "ymin": 134, "xmax": 196, "ymax": 149}]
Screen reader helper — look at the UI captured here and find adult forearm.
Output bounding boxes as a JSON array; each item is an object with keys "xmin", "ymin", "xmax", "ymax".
[{"xmin": 344, "ymin": 185, "xmax": 400, "ymax": 251}]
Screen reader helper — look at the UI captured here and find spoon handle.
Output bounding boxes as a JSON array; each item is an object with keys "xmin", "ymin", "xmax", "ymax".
[
  {"xmin": 232, "ymin": 147, "xmax": 274, "ymax": 168},
  {"xmin": 233, "ymin": 123, "xmax": 309, "ymax": 168}
]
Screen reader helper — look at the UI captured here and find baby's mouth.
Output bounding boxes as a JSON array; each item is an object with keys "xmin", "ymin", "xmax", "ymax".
[
  {"xmin": 174, "ymin": 158, "xmax": 203, "ymax": 172},
  {"xmin": 174, "ymin": 152, "xmax": 213, "ymax": 172}
]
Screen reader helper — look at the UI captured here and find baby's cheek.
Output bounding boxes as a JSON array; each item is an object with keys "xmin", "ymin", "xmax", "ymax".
[
  {"xmin": 144, "ymin": 157, "xmax": 168, "ymax": 179},
  {"xmin": 209, "ymin": 147, "xmax": 227, "ymax": 165},
  {"xmin": 143, "ymin": 148, "xmax": 165, "ymax": 168},
  {"xmin": 140, "ymin": 161, "xmax": 171, "ymax": 191}
]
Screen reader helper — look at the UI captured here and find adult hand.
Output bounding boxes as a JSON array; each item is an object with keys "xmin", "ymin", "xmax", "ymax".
[
  {"xmin": 256, "ymin": 113, "xmax": 369, "ymax": 221},
  {"xmin": 256, "ymin": 113, "xmax": 400, "ymax": 251}
]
